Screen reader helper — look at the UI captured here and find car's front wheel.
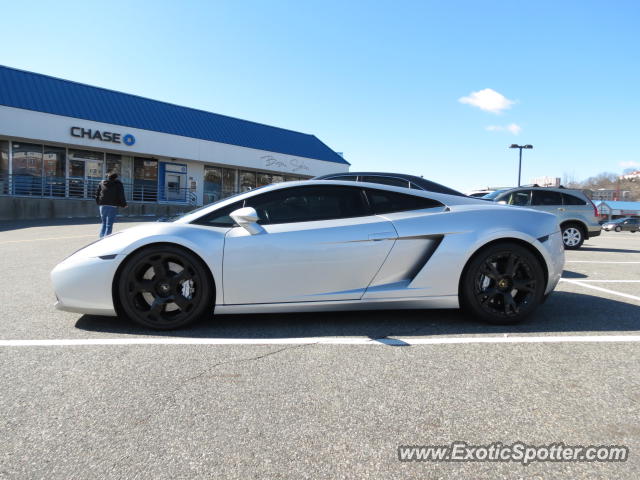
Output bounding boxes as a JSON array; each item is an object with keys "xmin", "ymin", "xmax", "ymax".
[
  {"xmin": 460, "ymin": 242, "xmax": 545, "ymax": 325},
  {"xmin": 117, "ymin": 245, "xmax": 214, "ymax": 330},
  {"xmin": 615, "ymin": 226, "xmax": 622, "ymax": 232},
  {"xmin": 561, "ymin": 223, "xmax": 585, "ymax": 249}
]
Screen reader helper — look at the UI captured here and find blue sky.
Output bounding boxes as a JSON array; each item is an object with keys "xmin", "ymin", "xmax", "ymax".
[{"xmin": 1, "ymin": 0, "xmax": 638, "ymax": 192}]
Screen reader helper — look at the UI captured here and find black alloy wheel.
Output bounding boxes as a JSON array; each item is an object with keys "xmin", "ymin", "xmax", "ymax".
[
  {"xmin": 117, "ymin": 245, "xmax": 213, "ymax": 329},
  {"xmin": 460, "ymin": 242, "xmax": 545, "ymax": 324}
]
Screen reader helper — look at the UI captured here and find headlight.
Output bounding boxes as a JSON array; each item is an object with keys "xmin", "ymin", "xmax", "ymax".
[{"xmin": 63, "ymin": 232, "xmax": 122, "ymax": 260}]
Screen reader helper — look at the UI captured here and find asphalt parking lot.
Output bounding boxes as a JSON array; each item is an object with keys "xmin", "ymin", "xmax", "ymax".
[{"xmin": 1, "ymin": 218, "xmax": 639, "ymax": 479}]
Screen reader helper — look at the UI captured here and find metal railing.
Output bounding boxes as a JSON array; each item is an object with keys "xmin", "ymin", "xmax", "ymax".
[{"xmin": 0, "ymin": 173, "xmax": 197, "ymax": 206}]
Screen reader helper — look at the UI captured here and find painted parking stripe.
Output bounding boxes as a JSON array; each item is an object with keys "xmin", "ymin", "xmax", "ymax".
[
  {"xmin": 562, "ymin": 280, "xmax": 640, "ymax": 283},
  {"xmin": 561, "ymin": 279, "xmax": 640, "ymax": 302},
  {"xmin": 2, "ymin": 335, "xmax": 640, "ymax": 348},
  {"xmin": 565, "ymin": 261, "xmax": 640, "ymax": 264}
]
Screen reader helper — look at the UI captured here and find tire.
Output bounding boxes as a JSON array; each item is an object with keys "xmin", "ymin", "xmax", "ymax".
[
  {"xmin": 460, "ymin": 242, "xmax": 546, "ymax": 325},
  {"xmin": 561, "ymin": 223, "xmax": 585, "ymax": 249},
  {"xmin": 615, "ymin": 226, "xmax": 622, "ymax": 232},
  {"xmin": 117, "ymin": 245, "xmax": 214, "ymax": 330}
]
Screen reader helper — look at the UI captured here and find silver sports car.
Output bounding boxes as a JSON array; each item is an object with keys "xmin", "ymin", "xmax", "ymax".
[{"xmin": 51, "ymin": 180, "xmax": 565, "ymax": 329}]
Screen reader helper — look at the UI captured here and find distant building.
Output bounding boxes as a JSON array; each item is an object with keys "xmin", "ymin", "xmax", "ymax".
[
  {"xmin": 620, "ymin": 170, "xmax": 640, "ymax": 181},
  {"xmin": 531, "ymin": 176, "xmax": 561, "ymax": 187},
  {"xmin": 590, "ymin": 189, "xmax": 631, "ymax": 201},
  {"xmin": 595, "ymin": 200, "xmax": 640, "ymax": 219}
]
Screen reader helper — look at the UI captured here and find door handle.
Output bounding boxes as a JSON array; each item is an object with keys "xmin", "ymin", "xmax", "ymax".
[
  {"xmin": 368, "ymin": 232, "xmax": 395, "ymax": 241},
  {"xmin": 558, "ymin": 208, "xmax": 565, "ymax": 212}
]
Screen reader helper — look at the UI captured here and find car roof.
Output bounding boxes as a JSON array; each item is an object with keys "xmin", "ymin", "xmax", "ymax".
[
  {"xmin": 313, "ymin": 171, "xmax": 465, "ymax": 197},
  {"xmin": 498, "ymin": 186, "xmax": 589, "ymax": 197}
]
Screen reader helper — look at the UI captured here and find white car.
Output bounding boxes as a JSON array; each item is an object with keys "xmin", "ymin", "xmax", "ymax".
[{"xmin": 51, "ymin": 180, "xmax": 565, "ymax": 329}]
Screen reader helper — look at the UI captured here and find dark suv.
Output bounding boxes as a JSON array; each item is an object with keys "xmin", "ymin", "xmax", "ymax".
[{"xmin": 314, "ymin": 172, "xmax": 465, "ymax": 196}]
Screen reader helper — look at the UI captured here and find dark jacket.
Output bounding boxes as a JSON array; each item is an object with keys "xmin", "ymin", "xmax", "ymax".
[{"xmin": 95, "ymin": 179, "xmax": 127, "ymax": 207}]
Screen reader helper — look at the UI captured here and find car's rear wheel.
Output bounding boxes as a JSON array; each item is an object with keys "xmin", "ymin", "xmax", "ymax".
[
  {"xmin": 460, "ymin": 242, "xmax": 545, "ymax": 325},
  {"xmin": 117, "ymin": 245, "xmax": 213, "ymax": 330},
  {"xmin": 561, "ymin": 223, "xmax": 585, "ymax": 249}
]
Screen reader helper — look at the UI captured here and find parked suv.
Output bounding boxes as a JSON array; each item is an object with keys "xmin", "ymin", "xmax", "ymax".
[
  {"xmin": 602, "ymin": 217, "xmax": 640, "ymax": 232},
  {"xmin": 484, "ymin": 186, "xmax": 601, "ymax": 249}
]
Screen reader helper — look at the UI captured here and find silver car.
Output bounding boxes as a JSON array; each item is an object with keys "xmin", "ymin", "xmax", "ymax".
[
  {"xmin": 602, "ymin": 217, "xmax": 640, "ymax": 232},
  {"xmin": 51, "ymin": 180, "xmax": 564, "ymax": 329},
  {"xmin": 484, "ymin": 187, "xmax": 601, "ymax": 249}
]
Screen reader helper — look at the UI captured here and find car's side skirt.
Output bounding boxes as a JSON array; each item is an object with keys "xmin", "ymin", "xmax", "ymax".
[{"xmin": 214, "ymin": 295, "xmax": 459, "ymax": 314}]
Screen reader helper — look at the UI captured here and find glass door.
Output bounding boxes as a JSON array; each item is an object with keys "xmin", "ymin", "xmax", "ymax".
[{"xmin": 68, "ymin": 149, "xmax": 104, "ymax": 198}]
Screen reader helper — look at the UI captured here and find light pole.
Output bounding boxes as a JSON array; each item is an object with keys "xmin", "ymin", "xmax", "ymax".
[{"xmin": 509, "ymin": 144, "xmax": 533, "ymax": 187}]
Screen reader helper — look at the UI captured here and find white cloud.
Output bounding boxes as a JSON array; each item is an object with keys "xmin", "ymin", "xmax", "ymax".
[
  {"xmin": 619, "ymin": 161, "xmax": 639, "ymax": 168},
  {"xmin": 485, "ymin": 123, "xmax": 522, "ymax": 135},
  {"xmin": 459, "ymin": 88, "xmax": 515, "ymax": 113}
]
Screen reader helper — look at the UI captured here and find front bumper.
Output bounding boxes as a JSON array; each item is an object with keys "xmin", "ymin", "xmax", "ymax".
[
  {"xmin": 542, "ymin": 230, "xmax": 565, "ymax": 295},
  {"xmin": 51, "ymin": 255, "xmax": 122, "ymax": 316},
  {"xmin": 588, "ymin": 229, "xmax": 602, "ymax": 238}
]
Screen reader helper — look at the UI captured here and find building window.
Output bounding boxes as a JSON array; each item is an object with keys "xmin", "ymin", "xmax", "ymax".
[
  {"xmin": 43, "ymin": 145, "xmax": 66, "ymax": 197},
  {"xmin": 222, "ymin": 167, "xmax": 237, "ymax": 198},
  {"xmin": 106, "ymin": 153, "xmax": 122, "ymax": 175},
  {"xmin": 133, "ymin": 157, "xmax": 158, "ymax": 202},
  {"xmin": 0, "ymin": 141, "xmax": 8, "ymax": 194},
  {"xmin": 239, "ymin": 170, "xmax": 256, "ymax": 192},
  {"xmin": 256, "ymin": 172, "xmax": 284, "ymax": 187},
  {"xmin": 203, "ymin": 166, "xmax": 222, "ymax": 204},
  {"xmin": 68, "ymin": 149, "xmax": 104, "ymax": 198},
  {"xmin": 12, "ymin": 142, "xmax": 43, "ymax": 195}
]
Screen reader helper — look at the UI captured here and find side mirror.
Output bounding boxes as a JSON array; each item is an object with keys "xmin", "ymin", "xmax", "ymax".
[
  {"xmin": 230, "ymin": 207, "xmax": 265, "ymax": 235},
  {"xmin": 497, "ymin": 200, "xmax": 507, "ymax": 205}
]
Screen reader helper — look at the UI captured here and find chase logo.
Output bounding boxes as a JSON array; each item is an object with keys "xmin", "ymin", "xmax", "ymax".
[{"xmin": 123, "ymin": 134, "xmax": 136, "ymax": 146}]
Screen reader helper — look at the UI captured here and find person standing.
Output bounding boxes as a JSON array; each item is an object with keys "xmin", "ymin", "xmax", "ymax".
[{"xmin": 95, "ymin": 172, "xmax": 127, "ymax": 237}]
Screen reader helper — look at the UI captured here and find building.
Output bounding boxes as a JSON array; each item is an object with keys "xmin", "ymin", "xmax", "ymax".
[
  {"xmin": 530, "ymin": 176, "xmax": 561, "ymax": 187},
  {"xmin": 0, "ymin": 65, "xmax": 349, "ymax": 218},
  {"xmin": 620, "ymin": 170, "xmax": 640, "ymax": 181},
  {"xmin": 595, "ymin": 200, "xmax": 640, "ymax": 219},
  {"xmin": 589, "ymin": 189, "xmax": 631, "ymax": 201}
]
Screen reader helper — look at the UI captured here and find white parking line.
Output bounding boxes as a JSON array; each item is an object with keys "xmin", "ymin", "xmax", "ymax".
[
  {"xmin": 565, "ymin": 261, "xmax": 640, "ymax": 264},
  {"xmin": 560, "ymin": 279, "xmax": 640, "ymax": 302},
  {"xmin": 562, "ymin": 280, "xmax": 640, "ymax": 283},
  {"xmin": 1, "ymin": 335, "xmax": 640, "ymax": 348}
]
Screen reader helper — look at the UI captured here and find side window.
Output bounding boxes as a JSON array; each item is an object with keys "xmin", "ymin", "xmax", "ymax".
[
  {"xmin": 507, "ymin": 190, "xmax": 531, "ymax": 206},
  {"xmin": 328, "ymin": 175, "xmax": 358, "ymax": 181},
  {"xmin": 361, "ymin": 175, "xmax": 410, "ymax": 188},
  {"xmin": 245, "ymin": 186, "xmax": 370, "ymax": 224},
  {"xmin": 531, "ymin": 190, "xmax": 563, "ymax": 206},
  {"xmin": 562, "ymin": 193, "xmax": 587, "ymax": 205},
  {"xmin": 192, "ymin": 201, "xmax": 244, "ymax": 227},
  {"xmin": 365, "ymin": 188, "xmax": 443, "ymax": 214}
]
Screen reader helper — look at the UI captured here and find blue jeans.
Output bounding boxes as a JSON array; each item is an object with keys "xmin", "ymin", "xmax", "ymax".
[{"xmin": 99, "ymin": 205, "xmax": 118, "ymax": 237}]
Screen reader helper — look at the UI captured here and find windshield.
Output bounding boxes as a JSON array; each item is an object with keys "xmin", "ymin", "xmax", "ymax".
[{"xmin": 482, "ymin": 189, "xmax": 511, "ymax": 200}]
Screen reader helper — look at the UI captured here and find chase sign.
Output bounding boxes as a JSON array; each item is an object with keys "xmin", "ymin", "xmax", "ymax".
[{"xmin": 70, "ymin": 127, "xmax": 136, "ymax": 146}]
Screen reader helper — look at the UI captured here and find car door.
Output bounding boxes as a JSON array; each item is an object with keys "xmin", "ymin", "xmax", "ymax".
[{"xmin": 222, "ymin": 185, "xmax": 397, "ymax": 304}]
